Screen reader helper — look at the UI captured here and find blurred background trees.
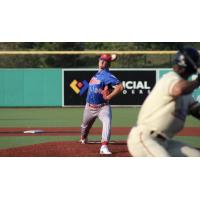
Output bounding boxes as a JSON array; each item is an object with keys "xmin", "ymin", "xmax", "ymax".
[{"xmin": 0, "ymin": 42, "xmax": 200, "ymax": 68}]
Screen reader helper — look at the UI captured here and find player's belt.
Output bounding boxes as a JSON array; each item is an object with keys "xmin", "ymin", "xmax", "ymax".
[
  {"xmin": 88, "ymin": 103, "xmax": 108, "ymax": 108},
  {"xmin": 150, "ymin": 131, "xmax": 167, "ymax": 141}
]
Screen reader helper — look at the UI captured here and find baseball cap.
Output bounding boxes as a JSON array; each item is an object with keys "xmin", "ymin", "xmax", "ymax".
[{"xmin": 99, "ymin": 54, "xmax": 117, "ymax": 62}]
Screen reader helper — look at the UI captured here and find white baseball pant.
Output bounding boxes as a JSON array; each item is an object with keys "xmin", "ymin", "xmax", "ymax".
[
  {"xmin": 81, "ymin": 103, "xmax": 112, "ymax": 143},
  {"xmin": 127, "ymin": 126, "xmax": 200, "ymax": 157}
]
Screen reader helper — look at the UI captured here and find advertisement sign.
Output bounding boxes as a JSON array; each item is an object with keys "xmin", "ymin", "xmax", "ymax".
[{"xmin": 63, "ymin": 69, "xmax": 156, "ymax": 106}]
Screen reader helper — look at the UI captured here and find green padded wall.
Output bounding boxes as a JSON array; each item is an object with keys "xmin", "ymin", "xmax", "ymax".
[{"xmin": 0, "ymin": 69, "xmax": 62, "ymax": 107}]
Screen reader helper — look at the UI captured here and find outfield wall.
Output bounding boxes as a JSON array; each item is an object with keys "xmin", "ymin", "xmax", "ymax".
[
  {"xmin": 0, "ymin": 69, "xmax": 62, "ymax": 107},
  {"xmin": 1, "ymin": 68, "xmax": 200, "ymax": 107}
]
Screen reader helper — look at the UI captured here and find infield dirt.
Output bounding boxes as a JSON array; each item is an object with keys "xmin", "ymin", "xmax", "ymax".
[{"xmin": 0, "ymin": 127, "xmax": 199, "ymax": 157}]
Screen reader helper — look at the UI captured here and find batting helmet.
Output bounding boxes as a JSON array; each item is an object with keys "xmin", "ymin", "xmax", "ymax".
[
  {"xmin": 174, "ymin": 47, "xmax": 200, "ymax": 73},
  {"xmin": 99, "ymin": 54, "xmax": 117, "ymax": 62}
]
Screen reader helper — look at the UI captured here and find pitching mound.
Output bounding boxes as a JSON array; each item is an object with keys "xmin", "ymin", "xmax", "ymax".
[{"xmin": 0, "ymin": 141, "xmax": 131, "ymax": 157}]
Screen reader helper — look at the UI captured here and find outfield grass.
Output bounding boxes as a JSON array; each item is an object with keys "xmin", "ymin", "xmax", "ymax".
[
  {"xmin": 0, "ymin": 107, "xmax": 199, "ymax": 127},
  {"xmin": 0, "ymin": 107, "xmax": 199, "ymax": 151}
]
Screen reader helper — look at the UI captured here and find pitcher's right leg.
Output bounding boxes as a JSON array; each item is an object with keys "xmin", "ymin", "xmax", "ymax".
[{"xmin": 80, "ymin": 106, "xmax": 97, "ymax": 143}]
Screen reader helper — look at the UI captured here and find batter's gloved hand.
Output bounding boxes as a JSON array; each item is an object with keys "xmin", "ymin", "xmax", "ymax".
[{"xmin": 101, "ymin": 86, "xmax": 111, "ymax": 101}]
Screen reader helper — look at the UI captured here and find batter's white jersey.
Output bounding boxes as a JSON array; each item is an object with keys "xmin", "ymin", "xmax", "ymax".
[{"xmin": 137, "ymin": 71, "xmax": 196, "ymax": 138}]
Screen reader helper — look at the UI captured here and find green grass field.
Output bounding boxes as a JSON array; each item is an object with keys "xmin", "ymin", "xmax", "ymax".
[
  {"xmin": 0, "ymin": 107, "xmax": 200, "ymax": 127},
  {"xmin": 0, "ymin": 107, "xmax": 200, "ymax": 150}
]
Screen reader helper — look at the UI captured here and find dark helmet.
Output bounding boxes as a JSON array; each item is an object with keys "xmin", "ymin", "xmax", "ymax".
[{"xmin": 174, "ymin": 47, "xmax": 200, "ymax": 74}]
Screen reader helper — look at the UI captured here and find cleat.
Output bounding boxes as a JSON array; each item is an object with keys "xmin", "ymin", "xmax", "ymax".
[
  {"xmin": 100, "ymin": 145, "xmax": 112, "ymax": 155},
  {"xmin": 79, "ymin": 137, "xmax": 88, "ymax": 144}
]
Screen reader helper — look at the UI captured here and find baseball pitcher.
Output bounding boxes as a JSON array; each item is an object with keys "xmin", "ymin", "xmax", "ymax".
[
  {"xmin": 80, "ymin": 54, "xmax": 123, "ymax": 155},
  {"xmin": 128, "ymin": 46, "xmax": 200, "ymax": 157}
]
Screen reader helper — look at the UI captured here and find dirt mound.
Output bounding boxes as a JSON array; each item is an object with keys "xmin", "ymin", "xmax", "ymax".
[{"xmin": 0, "ymin": 141, "xmax": 130, "ymax": 157}]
